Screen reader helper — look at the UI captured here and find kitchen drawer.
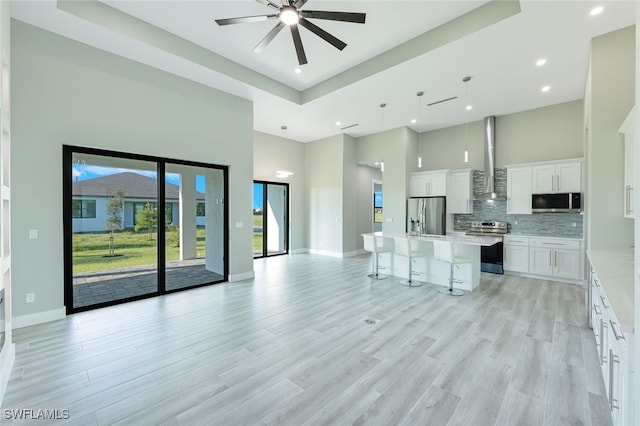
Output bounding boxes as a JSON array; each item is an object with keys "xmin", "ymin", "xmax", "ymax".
[
  {"xmin": 504, "ymin": 235, "xmax": 529, "ymax": 246},
  {"xmin": 530, "ymin": 238, "xmax": 581, "ymax": 250}
]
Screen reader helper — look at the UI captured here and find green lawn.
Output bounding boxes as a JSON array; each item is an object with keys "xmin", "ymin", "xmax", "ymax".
[
  {"xmin": 73, "ymin": 228, "xmax": 206, "ymax": 274},
  {"xmin": 253, "ymin": 214, "xmax": 263, "ymax": 254}
]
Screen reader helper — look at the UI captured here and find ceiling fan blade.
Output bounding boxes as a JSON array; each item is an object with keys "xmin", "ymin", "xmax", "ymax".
[
  {"xmin": 254, "ymin": 21, "xmax": 286, "ymax": 53},
  {"xmin": 255, "ymin": 0, "xmax": 281, "ymax": 10},
  {"xmin": 300, "ymin": 10, "xmax": 366, "ymax": 24},
  {"xmin": 215, "ymin": 14, "xmax": 278, "ymax": 26},
  {"xmin": 299, "ymin": 18, "xmax": 347, "ymax": 50},
  {"xmin": 281, "ymin": 0, "xmax": 290, "ymax": 5},
  {"xmin": 290, "ymin": 24, "xmax": 308, "ymax": 65},
  {"xmin": 293, "ymin": 0, "xmax": 308, "ymax": 9}
]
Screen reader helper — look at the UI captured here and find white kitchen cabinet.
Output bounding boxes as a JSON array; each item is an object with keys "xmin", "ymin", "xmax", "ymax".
[
  {"xmin": 409, "ymin": 170, "xmax": 447, "ymax": 197},
  {"xmin": 532, "ymin": 161, "xmax": 581, "ymax": 193},
  {"xmin": 588, "ymin": 255, "xmax": 635, "ymax": 426},
  {"xmin": 447, "ymin": 169, "xmax": 473, "ymax": 214},
  {"xmin": 619, "ymin": 107, "xmax": 634, "ymax": 218},
  {"xmin": 529, "ymin": 238, "xmax": 582, "ymax": 280},
  {"xmin": 503, "ymin": 235, "xmax": 529, "ymax": 273},
  {"xmin": 506, "ymin": 166, "xmax": 532, "ymax": 214}
]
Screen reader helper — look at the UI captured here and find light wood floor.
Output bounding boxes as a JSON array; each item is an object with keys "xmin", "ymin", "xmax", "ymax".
[{"xmin": 3, "ymin": 253, "xmax": 611, "ymax": 425}]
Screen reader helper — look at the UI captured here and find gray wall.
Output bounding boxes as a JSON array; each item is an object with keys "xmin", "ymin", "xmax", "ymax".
[
  {"xmin": 305, "ymin": 134, "xmax": 344, "ymax": 256},
  {"xmin": 356, "ymin": 127, "xmax": 410, "ymax": 235},
  {"xmin": 585, "ymin": 25, "xmax": 635, "ymax": 250},
  {"xmin": 11, "ymin": 21, "xmax": 254, "ymax": 320},
  {"xmin": 253, "ymin": 131, "xmax": 306, "ymax": 252},
  {"xmin": 342, "ymin": 135, "xmax": 358, "ymax": 254},
  {"xmin": 420, "ymin": 100, "xmax": 584, "ymax": 170}
]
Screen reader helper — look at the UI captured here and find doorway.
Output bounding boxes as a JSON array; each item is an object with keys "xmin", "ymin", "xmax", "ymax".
[
  {"xmin": 253, "ymin": 181, "xmax": 289, "ymax": 258},
  {"xmin": 373, "ymin": 180, "xmax": 382, "ymax": 232}
]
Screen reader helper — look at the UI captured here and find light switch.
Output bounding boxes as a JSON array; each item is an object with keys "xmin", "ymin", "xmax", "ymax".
[
  {"xmin": 235, "ymin": 221, "xmax": 243, "ymax": 228},
  {"xmin": 29, "ymin": 229, "xmax": 38, "ymax": 239}
]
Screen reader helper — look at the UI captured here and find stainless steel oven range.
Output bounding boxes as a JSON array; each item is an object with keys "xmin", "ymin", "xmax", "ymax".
[{"xmin": 465, "ymin": 221, "xmax": 508, "ymax": 274}]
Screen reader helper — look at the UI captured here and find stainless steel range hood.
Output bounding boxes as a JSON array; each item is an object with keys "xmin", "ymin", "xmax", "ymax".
[{"xmin": 474, "ymin": 116, "xmax": 505, "ymax": 201}]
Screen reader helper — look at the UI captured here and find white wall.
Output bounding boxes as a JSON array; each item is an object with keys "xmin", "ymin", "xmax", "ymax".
[
  {"xmin": 253, "ymin": 131, "xmax": 306, "ymax": 252},
  {"xmin": 356, "ymin": 127, "xmax": 410, "ymax": 235},
  {"xmin": 11, "ymin": 21, "xmax": 254, "ymax": 320},
  {"xmin": 420, "ymin": 100, "xmax": 584, "ymax": 170},
  {"xmin": 305, "ymin": 135, "xmax": 344, "ymax": 256},
  {"xmin": 586, "ymin": 26, "xmax": 635, "ymax": 250},
  {"xmin": 342, "ymin": 135, "xmax": 358, "ymax": 254}
]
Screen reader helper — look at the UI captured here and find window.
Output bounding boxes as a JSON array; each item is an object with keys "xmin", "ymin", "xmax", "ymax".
[
  {"xmin": 72, "ymin": 199, "xmax": 96, "ymax": 218},
  {"xmin": 133, "ymin": 202, "xmax": 173, "ymax": 225},
  {"xmin": 196, "ymin": 201, "xmax": 205, "ymax": 217}
]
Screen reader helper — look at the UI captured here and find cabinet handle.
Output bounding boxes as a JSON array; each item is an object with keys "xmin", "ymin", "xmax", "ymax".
[
  {"xmin": 629, "ymin": 186, "xmax": 633, "ymax": 214},
  {"xmin": 554, "ymin": 251, "xmax": 557, "ymax": 267},
  {"xmin": 600, "ymin": 295, "xmax": 610, "ymax": 309},
  {"xmin": 549, "ymin": 251, "xmax": 552, "ymax": 266},
  {"xmin": 556, "ymin": 174, "xmax": 560, "ymax": 191},
  {"xmin": 610, "ymin": 320, "xmax": 626, "ymax": 341},
  {"xmin": 600, "ymin": 319, "xmax": 608, "ymax": 364},
  {"xmin": 609, "ymin": 349, "xmax": 620, "ymax": 410},
  {"xmin": 593, "ymin": 277, "xmax": 600, "ymax": 287},
  {"xmin": 593, "ymin": 304, "xmax": 601, "ymax": 316}
]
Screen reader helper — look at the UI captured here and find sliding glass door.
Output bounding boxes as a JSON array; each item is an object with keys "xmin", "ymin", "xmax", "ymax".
[
  {"xmin": 253, "ymin": 181, "xmax": 289, "ymax": 258},
  {"xmin": 64, "ymin": 146, "xmax": 228, "ymax": 313}
]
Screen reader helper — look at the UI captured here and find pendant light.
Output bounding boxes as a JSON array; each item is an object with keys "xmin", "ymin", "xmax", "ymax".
[
  {"xmin": 463, "ymin": 76, "xmax": 471, "ymax": 163},
  {"xmin": 416, "ymin": 91, "xmax": 424, "ymax": 168},
  {"xmin": 379, "ymin": 103, "xmax": 386, "ymax": 172}
]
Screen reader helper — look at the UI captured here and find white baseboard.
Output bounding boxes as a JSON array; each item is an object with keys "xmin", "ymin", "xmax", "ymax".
[
  {"xmin": 13, "ymin": 307, "xmax": 66, "ymax": 329},
  {"xmin": 503, "ymin": 270, "xmax": 585, "ymax": 286},
  {"xmin": 308, "ymin": 248, "xmax": 365, "ymax": 258},
  {"xmin": 308, "ymin": 249, "xmax": 344, "ymax": 258},
  {"xmin": 343, "ymin": 249, "xmax": 366, "ymax": 258},
  {"xmin": 229, "ymin": 271, "xmax": 254, "ymax": 282},
  {"xmin": 0, "ymin": 342, "xmax": 15, "ymax": 406},
  {"xmin": 289, "ymin": 248, "xmax": 308, "ymax": 254}
]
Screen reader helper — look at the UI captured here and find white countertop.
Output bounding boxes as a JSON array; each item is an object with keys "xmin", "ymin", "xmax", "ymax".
[
  {"xmin": 587, "ymin": 249, "xmax": 634, "ymax": 332},
  {"xmin": 363, "ymin": 232, "xmax": 503, "ymax": 247}
]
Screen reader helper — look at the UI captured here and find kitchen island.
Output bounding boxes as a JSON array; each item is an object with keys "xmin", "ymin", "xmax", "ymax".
[{"xmin": 361, "ymin": 232, "xmax": 502, "ymax": 291}]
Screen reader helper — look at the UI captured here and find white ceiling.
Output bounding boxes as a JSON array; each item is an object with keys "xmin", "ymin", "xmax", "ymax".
[{"xmin": 11, "ymin": 0, "xmax": 637, "ymax": 142}]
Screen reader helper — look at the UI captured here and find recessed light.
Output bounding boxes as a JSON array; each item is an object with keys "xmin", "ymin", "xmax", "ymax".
[
  {"xmin": 536, "ymin": 58, "xmax": 547, "ymax": 67},
  {"xmin": 590, "ymin": 6, "xmax": 604, "ymax": 16},
  {"xmin": 411, "ymin": 118, "xmax": 417, "ymax": 124},
  {"xmin": 294, "ymin": 67, "xmax": 301, "ymax": 74},
  {"xmin": 335, "ymin": 121, "xmax": 341, "ymax": 126},
  {"xmin": 466, "ymin": 105, "xmax": 473, "ymax": 111},
  {"xmin": 541, "ymin": 85, "xmax": 551, "ymax": 92}
]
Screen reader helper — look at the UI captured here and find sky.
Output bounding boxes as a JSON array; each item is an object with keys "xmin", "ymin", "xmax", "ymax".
[
  {"xmin": 73, "ymin": 164, "xmax": 263, "ymax": 208},
  {"xmin": 73, "ymin": 164, "xmax": 206, "ymax": 192}
]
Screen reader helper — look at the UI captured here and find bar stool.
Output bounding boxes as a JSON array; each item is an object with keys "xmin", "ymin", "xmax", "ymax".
[
  {"xmin": 393, "ymin": 236, "xmax": 424, "ymax": 287},
  {"xmin": 363, "ymin": 234, "xmax": 390, "ymax": 280},
  {"xmin": 433, "ymin": 240, "xmax": 469, "ymax": 296}
]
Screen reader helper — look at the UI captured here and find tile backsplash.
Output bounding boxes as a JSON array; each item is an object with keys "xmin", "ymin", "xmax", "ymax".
[{"xmin": 453, "ymin": 168, "xmax": 584, "ymax": 238}]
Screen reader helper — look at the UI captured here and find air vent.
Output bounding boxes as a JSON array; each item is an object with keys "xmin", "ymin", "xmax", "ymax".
[
  {"xmin": 427, "ymin": 96, "xmax": 458, "ymax": 106},
  {"xmin": 341, "ymin": 123, "xmax": 359, "ymax": 130}
]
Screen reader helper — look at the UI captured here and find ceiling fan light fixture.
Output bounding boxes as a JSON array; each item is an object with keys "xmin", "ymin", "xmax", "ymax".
[{"xmin": 280, "ymin": 7, "xmax": 299, "ymax": 25}]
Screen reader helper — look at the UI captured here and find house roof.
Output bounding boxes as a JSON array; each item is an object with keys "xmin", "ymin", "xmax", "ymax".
[{"xmin": 72, "ymin": 172, "xmax": 205, "ymax": 201}]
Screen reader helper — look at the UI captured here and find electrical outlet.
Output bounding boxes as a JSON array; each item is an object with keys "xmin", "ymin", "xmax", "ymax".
[
  {"xmin": 26, "ymin": 292, "xmax": 35, "ymax": 303},
  {"xmin": 572, "ymin": 222, "xmax": 577, "ymax": 228}
]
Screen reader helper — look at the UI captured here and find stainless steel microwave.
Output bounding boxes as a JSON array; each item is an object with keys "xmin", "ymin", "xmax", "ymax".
[{"xmin": 531, "ymin": 193, "xmax": 581, "ymax": 213}]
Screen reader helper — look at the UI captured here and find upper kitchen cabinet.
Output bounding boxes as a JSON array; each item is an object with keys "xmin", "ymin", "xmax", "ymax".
[
  {"xmin": 532, "ymin": 161, "xmax": 582, "ymax": 193},
  {"xmin": 409, "ymin": 170, "xmax": 448, "ymax": 197},
  {"xmin": 619, "ymin": 107, "xmax": 634, "ymax": 219},
  {"xmin": 447, "ymin": 169, "xmax": 473, "ymax": 214},
  {"xmin": 506, "ymin": 166, "xmax": 532, "ymax": 214}
]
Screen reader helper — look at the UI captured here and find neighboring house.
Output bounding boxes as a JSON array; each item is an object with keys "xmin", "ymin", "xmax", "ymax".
[{"xmin": 72, "ymin": 172, "xmax": 205, "ymax": 233}]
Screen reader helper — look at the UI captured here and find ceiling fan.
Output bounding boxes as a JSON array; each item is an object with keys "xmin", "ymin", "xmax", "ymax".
[{"xmin": 215, "ymin": 0, "xmax": 366, "ymax": 66}]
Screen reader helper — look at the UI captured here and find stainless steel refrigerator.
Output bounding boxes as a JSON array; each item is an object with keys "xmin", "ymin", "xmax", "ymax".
[{"xmin": 406, "ymin": 196, "xmax": 446, "ymax": 236}]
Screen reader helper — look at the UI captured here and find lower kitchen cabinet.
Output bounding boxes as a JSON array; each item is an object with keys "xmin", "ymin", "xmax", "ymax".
[
  {"xmin": 503, "ymin": 235, "xmax": 529, "ymax": 273},
  {"xmin": 529, "ymin": 237, "xmax": 581, "ymax": 280},
  {"xmin": 503, "ymin": 235, "xmax": 583, "ymax": 283},
  {"xmin": 587, "ymin": 252, "xmax": 635, "ymax": 426}
]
